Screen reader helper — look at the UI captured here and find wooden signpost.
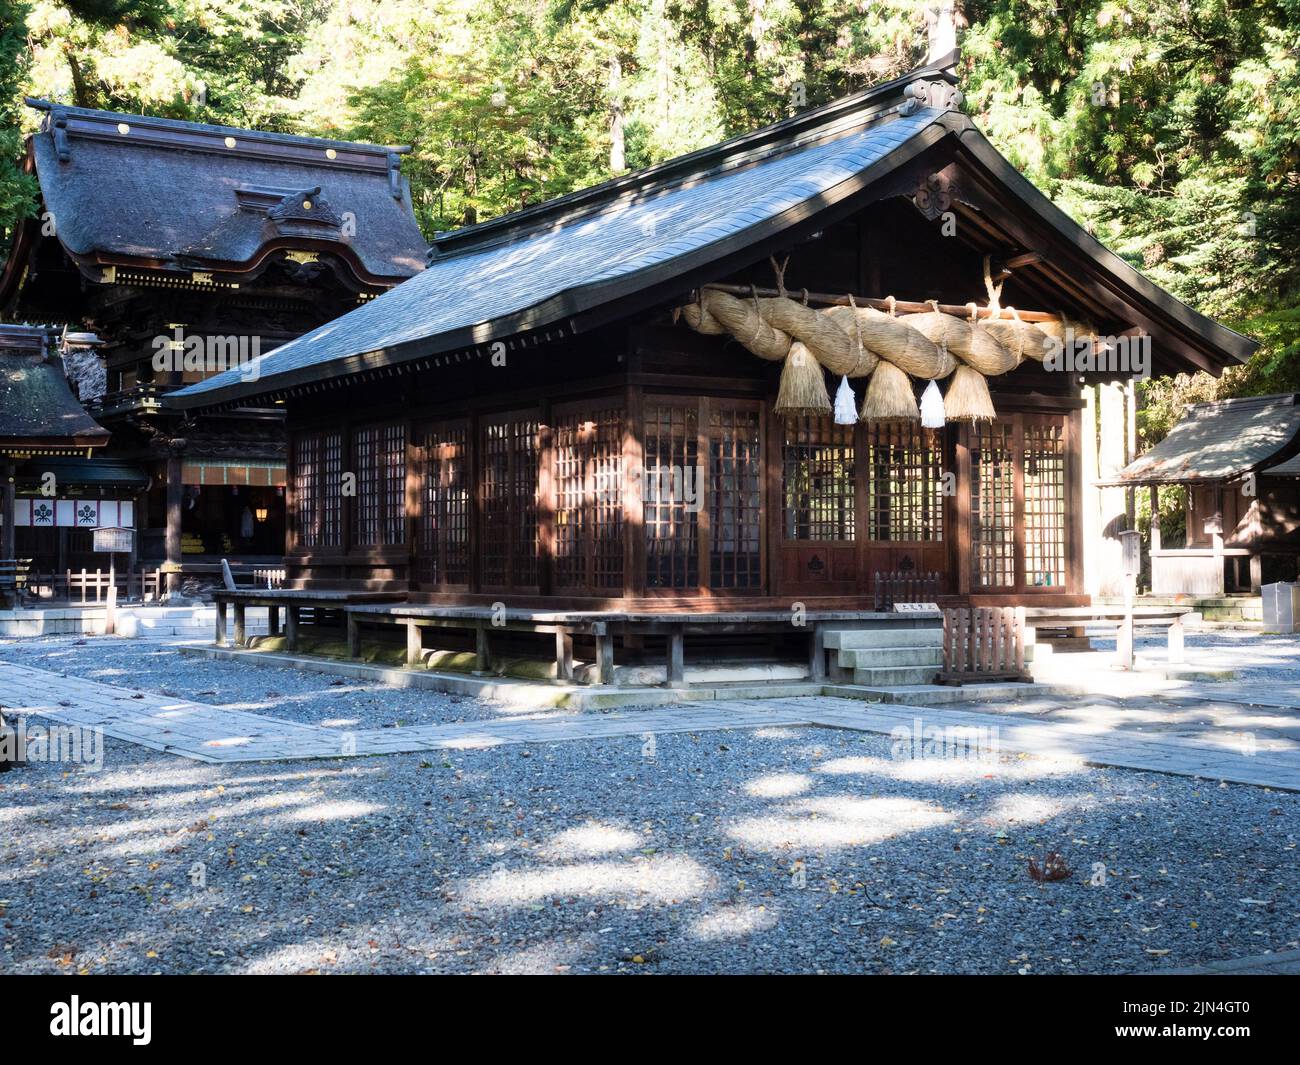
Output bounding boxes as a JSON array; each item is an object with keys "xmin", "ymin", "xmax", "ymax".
[{"xmin": 92, "ymin": 526, "xmax": 133, "ymax": 636}]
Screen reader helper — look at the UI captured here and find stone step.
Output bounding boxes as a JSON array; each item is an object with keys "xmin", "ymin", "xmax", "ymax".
[
  {"xmin": 823, "ymin": 627, "xmax": 943, "ymax": 650},
  {"xmin": 825, "ymin": 681, "xmax": 1079, "ymax": 705},
  {"xmin": 851, "ymin": 665, "xmax": 941, "ymax": 686},
  {"xmin": 837, "ymin": 646, "xmax": 944, "ymax": 669}
]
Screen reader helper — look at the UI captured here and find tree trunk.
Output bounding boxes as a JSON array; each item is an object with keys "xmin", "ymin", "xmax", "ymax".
[{"xmin": 608, "ymin": 55, "xmax": 625, "ymax": 173}]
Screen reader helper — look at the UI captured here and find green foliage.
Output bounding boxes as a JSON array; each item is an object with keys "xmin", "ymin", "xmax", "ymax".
[{"xmin": 0, "ymin": 0, "xmax": 38, "ymax": 239}]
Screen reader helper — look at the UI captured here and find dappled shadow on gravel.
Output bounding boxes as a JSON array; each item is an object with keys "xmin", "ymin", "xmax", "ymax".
[
  {"xmin": 0, "ymin": 635, "xmax": 574, "ymax": 728},
  {"xmin": 2, "ymin": 722, "xmax": 1296, "ymax": 975}
]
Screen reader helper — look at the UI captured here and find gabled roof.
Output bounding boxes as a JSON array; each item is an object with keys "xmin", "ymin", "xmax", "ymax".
[
  {"xmin": 1107, "ymin": 394, "xmax": 1300, "ymax": 486},
  {"xmin": 1264, "ymin": 451, "xmax": 1300, "ymax": 477},
  {"xmin": 18, "ymin": 100, "xmax": 428, "ymax": 285},
  {"xmin": 169, "ymin": 60, "xmax": 1258, "ymax": 410},
  {"xmin": 0, "ymin": 324, "xmax": 111, "ymax": 453}
]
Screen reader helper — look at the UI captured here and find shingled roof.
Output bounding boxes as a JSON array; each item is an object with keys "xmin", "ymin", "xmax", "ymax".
[
  {"xmin": 1107, "ymin": 394, "xmax": 1300, "ymax": 486},
  {"xmin": 1264, "ymin": 451, "xmax": 1300, "ymax": 477},
  {"xmin": 169, "ymin": 60, "xmax": 1258, "ymax": 410},
  {"xmin": 20, "ymin": 100, "xmax": 428, "ymax": 285},
  {"xmin": 0, "ymin": 325, "xmax": 110, "ymax": 454}
]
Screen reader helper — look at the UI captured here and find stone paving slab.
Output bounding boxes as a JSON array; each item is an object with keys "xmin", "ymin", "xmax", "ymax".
[
  {"xmin": 1163, "ymin": 948, "xmax": 1300, "ymax": 975},
  {"xmin": 2, "ymin": 660, "xmax": 1298, "ymax": 790}
]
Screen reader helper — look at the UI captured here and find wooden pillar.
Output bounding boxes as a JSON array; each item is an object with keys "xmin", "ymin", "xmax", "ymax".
[
  {"xmin": 474, "ymin": 623, "xmax": 490, "ymax": 673},
  {"xmin": 233, "ymin": 602, "xmax": 246, "ymax": 647},
  {"xmin": 1096, "ymin": 383, "xmax": 1128, "ymax": 597},
  {"xmin": 165, "ymin": 453, "xmax": 183, "ymax": 596},
  {"xmin": 1, "ymin": 460, "xmax": 14, "ymax": 560},
  {"xmin": 666, "ymin": 623, "xmax": 685, "ymax": 688},
  {"xmin": 1148, "ymin": 485, "xmax": 1161, "ymax": 553},
  {"xmin": 953, "ymin": 425, "xmax": 971, "ymax": 596},
  {"xmin": 594, "ymin": 628, "xmax": 614, "ymax": 685},
  {"xmin": 808, "ymin": 622, "xmax": 826, "ymax": 683},
  {"xmin": 1012, "ymin": 414, "xmax": 1026, "ymax": 592},
  {"xmin": 406, "ymin": 621, "xmax": 421, "ymax": 667},
  {"xmin": 1211, "ymin": 483, "xmax": 1225, "ymax": 595},
  {"xmin": 1124, "ymin": 379, "xmax": 1137, "ymax": 530},
  {"xmin": 267, "ymin": 605, "xmax": 281, "ymax": 636},
  {"xmin": 285, "ymin": 604, "xmax": 299, "ymax": 652},
  {"xmin": 214, "ymin": 599, "xmax": 227, "ymax": 647},
  {"xmin": 622, "ymin": 374, "xmax": 645, "ymax": 601},
  {"xmin": 538, "ymin": 399, "xmax": 554, "ymax": 596},
  {"xmin": 1148, "ymin": 484, "xmax": 1160, "ymax": 593},
  {"xmin": 555, "ymin": 627, "xmax": 574, "ymax": 682},
  {"xmin": 346, "ymin": 613, "xmax": 361, "ymax": 659}
]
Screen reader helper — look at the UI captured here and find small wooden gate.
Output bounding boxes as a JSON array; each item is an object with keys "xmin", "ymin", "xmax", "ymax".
[
  {"xmin": 872, "ymin": 569, "xmax": 940, "ymax": 610},
  {"xmin": 938, "ymin": 606, "xmax": 1030, "ymax": 684}
]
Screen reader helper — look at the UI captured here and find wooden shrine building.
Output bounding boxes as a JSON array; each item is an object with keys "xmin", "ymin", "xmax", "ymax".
[
  {"xmin": 0, "ymin": 324, "xmax": 111, "ymax": 583},
  {"xmin": 0, "ymin": 101, "xmax": 426, "ymax": 586},
  {"xmin": 170, "ymin": 57, "xmax": 1255, "ymax": 651},
  {"xmin": 1106, "ymin": 394, "xmax": 1300, "ymax": 595}
]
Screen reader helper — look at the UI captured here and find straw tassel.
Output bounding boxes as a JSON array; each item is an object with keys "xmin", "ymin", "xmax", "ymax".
[
  {"xmin": 943, "ymin": 364, "xmax": 997, "ymax": 421},
  {"xmin": 774, "ymin": 341, "xmax": 832, "ymax": 417},
  {"xmin": 920, "ymin": 378, "xmax": 946, "ymax": 428},
  {"xmin": 860, "ymin": 360, "xmax": 919, "ymax": 422}
]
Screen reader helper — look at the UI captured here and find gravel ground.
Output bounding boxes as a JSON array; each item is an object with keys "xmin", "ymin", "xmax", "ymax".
[
  {"xmin": 2, "ymin": 720, "xmax": 1296, "ymax": 974},
  {"xmin": 0, "ymin": 635, "xmax": 564, "ymax": 728}
]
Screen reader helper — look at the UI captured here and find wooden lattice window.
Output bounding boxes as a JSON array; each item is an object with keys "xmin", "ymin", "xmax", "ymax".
[
  {"xmin": 1024, "ymin": 420, "xmax": 1067, "ymax": 587},
  {"xmin": 708, "ymin": 405, "xmax": 763, "ymax": 589},
  {"xmin": 417, "ymin": 420, "xmax": 470, "ymax": 588},
  {"xmin": 644, "ymin": 402, "xmax": 699, "ymax": 589},
  {"xmin": 554, "ymin": 406, "xmax": 624, "ymax": 591},
  {"xmin": 971, "ymin": 422, "xmax": 1015, "ymax": 588},
  {"xmin": 352, "ymin": 422, "xmax": 406, "ymax": 547},
  {"xmin": 293, "ymin": 427, "xmax": 343, "ymax": 549},
  {"xmin": 481, "ymin": 414, "xmax": 539, "ymax": 589},
  {"xmin": 783, "ymin": 417, "xmax": 854, "ymax": 541},
  {"xmin": 866, "ymin": 423, "xmax": 943, "ymax": 542}
]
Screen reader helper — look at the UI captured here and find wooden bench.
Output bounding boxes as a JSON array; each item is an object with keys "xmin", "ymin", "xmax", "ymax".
[
  {"xmin": 345, "ymin": 604, "xmax": 616, "ymax": 685},
  {"xmin": 1024, "ymin": 606, "xmax": 1195, "ymax": 668},
  {"xmin": 211, "ymin": 589, "xmax": 408, "ymax": 651},
  {"xmin": 342, "ymin": 606, "xmax": 936, "ymax": 689}
]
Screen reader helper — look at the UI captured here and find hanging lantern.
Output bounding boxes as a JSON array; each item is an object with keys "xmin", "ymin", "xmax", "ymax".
[
  {"xmin": 832, "ymin": 375, "xmax": 857, "ymax": 425},
  {"xmin": 920, "ymin": 379, "xmax": 946, "ymax": 429}
]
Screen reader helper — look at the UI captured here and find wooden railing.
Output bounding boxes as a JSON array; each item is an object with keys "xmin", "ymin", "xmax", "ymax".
[
  {"xmin": 19, "ymin": 567, "xmax": 165, "ymax": 604},
  {"xmin": 0, "ymin": 559, "xmax": 26, "ymax": 608},
  {"xmin": 938, "ymin": 606, "xmax": 1029, "ymax": 684},
  {"xmin": 873, "ymin": 569, "xmax": 941, "ymax": 610},
  {"xmin": 250, "ymin": 568, "xmax": 286, "ymax": 589}
]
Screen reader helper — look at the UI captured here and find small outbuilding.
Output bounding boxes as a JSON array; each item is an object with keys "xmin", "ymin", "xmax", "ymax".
[{"xmin": 1106, "ymin": 394, "xmax": 1300, "ymax": 595}]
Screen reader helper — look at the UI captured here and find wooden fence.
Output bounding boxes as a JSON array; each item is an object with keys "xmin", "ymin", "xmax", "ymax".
[
  {"xmin": 938, "ymin": 606, "xmax": 1030, "ymax": 684},
  {"xmin": 872, "ymin": 569, "xmax": 941, "ymax": 611},
  {"xmin": 19, "ymin": 565, "xmax": 283, "ymax": 604}
]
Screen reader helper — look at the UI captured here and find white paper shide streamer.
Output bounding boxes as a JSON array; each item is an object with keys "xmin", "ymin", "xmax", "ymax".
[
  {"xmin": 833, "ymin": 375, "xmax": 857, "ymax": 425},
  {"xmin": 920, "ymin": 378, "xmax": 946, "ymax": 429}
]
